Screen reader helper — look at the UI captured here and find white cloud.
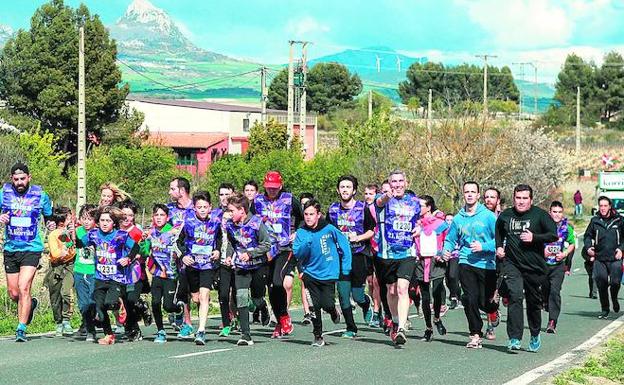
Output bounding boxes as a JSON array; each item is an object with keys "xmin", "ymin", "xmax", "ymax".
[
  {"xmin": 455, "ymin": 0, "xmax": 572, "ymax": 48},
  {"xmin": 285, "ymin": 16, "xmax": 330, "ymax": 39}
]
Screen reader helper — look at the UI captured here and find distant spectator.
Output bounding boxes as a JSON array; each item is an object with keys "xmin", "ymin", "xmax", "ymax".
[{"xmin": 574, "ymin": 190, "xmax": 583, "ymax": 217}]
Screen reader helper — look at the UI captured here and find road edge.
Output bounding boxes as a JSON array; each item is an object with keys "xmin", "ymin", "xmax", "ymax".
[{"xmin": 503, "ymin": 314, "xmax": 624, "ymax": 385}]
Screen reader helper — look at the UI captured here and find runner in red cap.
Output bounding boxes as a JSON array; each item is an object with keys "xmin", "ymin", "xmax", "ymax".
[{"xmin": 251, "ymin": 171, "xmax": 303, "ymax": 338}]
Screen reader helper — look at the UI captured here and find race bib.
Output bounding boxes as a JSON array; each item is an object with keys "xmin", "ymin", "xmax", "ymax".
[
  {"xmin": 97, "ymin": 264, "xmax": 117, "ymax": 276},
  {"xmin": 10, "ymin": 216, "xmax": 32, "ymax": 227},
  {"xmin": 393, "ymin": 221, "xmax": 412, "ymax": 232},
  {"xmin": 191, "ymin": 244, "xmax": 213, "ymax": 255},
  {"xmin": 271, "ymin": 223, "xmax": 283, "ymax": 233},
  {"xmin": 545, "ymin": 245, "xmax": 560, "ymax": 257},
  {"xmin": 420, "ymin": 232, "xmax": 438, "ymax": 256}
]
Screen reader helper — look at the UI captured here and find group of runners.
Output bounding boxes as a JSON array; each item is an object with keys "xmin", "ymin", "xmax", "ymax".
[{"xmin": 3, "ymin": 162, "xmax": 622, "ymax": 352}]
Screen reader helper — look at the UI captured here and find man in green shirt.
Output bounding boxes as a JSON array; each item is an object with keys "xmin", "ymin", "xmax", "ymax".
[{"xmin": 542, "ymin": 201, "xmax": 575, "ymax": 334}]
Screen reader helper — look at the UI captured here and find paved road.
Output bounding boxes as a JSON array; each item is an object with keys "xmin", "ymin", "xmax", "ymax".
[{"xmin": 0, "ymin": 246, "xmax": 620, "ymax": 385}]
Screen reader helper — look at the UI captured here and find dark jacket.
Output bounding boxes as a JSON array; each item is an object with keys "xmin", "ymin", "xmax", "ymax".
[{"xmin": 583, "ymin": 210, "xmax": 624, "ymax": 262}]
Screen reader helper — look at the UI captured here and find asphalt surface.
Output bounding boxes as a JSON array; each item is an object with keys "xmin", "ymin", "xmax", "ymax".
[{"xmin": 0, "ymin": 244, "xmax": 620, "ymax": 385}]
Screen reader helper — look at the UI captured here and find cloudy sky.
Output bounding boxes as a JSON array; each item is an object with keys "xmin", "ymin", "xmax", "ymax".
[{"xmin": 2, "ymin": 0, "xmax": 623, "ymax": 83}]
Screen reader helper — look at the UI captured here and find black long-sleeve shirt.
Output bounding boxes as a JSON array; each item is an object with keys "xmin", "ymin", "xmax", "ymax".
[{"xmin": 495, "ymin": 205, "xmax": 558, "ymax": 273}]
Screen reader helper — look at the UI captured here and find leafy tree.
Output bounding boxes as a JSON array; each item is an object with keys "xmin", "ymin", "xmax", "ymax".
[
  {"xmin": 267, "ymin": 63, "xmax": 362, "ymax": 114},
  {"xmin": 246, "ymin": 118, "xmax": 290, "ymax": 159},
  {"xmin": 596, "ymin": 52, "xmax": 624, "ymax": 122},
  {"xmin": 399, "ymin": 62, "xmax": 519, "ymax": 109},
  {"xmin": 553, "ymin": 54, "xmax": 598, "ymax": 125},
  {"xmin": 0, "ymin": 0, "xmax": 128, "ymax": 156},
  {"xmin": 267, "ymin": 69, "xmax": 288, "ymax": 110}
]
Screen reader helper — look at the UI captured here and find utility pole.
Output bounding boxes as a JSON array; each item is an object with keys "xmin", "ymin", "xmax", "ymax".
[
  {"xmin": 368, "ymin": 90, "xmax": 373, "ymax": 120},
  {"xmin": 427, "ymin": 88, "xmax": 432, "ymax": 134},
  {"xmin": 260, "ymin": 66, "xmax": 267, "ymax": 125},
  {"xmin": 287, "ymin": 40, "xmax": 310, "ymax": 154},
  {"xmin": 512, "ymin": 62, "xmax": 530, "ymax": 120},
  {"xmin": 576, "ymin": 86, "xmax": 581, "ymax": 157},
  {"xmin": 476, "ymin": 54, "xmax": 497, "ymax": 115},
  {"xmin": 77, "ymin": 26, "xmax": 86, "ymax": 212},
  {"xmin": 528, "ymin": 62, "xmax": 538, "ymax": 116},
  {"xmin": 287, "ymin": 44, "xmax": 294, "ymax": 136},
  {"xmin": 299, "ymin": 42, "xmax": 308, "ymax": 154}
]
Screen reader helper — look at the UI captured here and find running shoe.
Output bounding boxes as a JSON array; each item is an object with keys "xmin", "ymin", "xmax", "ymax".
[
  {"xmin": 271, "ymin": 323, "xmax": 282, "ymax": 339},
  {"xmin": 527, "ymin": 335, "xmax": 541, "ymax": 353},
  {"xmin": 485, "ymin": 324, "xmax": 496, "ymax": 340},
  {"xmin": 55, "ymin": 323, "xmax": 63, "ymax": 337},
  {"xmin": 177, "ymin": 323, "xmax": 194, "ymax": 339},
  {"xmin": 363, "ymin": 295, "xmax": 373, "ymax": 323},
  {"xmin": 127, "ymin": 328, "xmax": 143, "ymax": 342},
  {"xmin": 449, "ymin": 298, "xmax": 458, "ymax": 310},
  {"xmin": 98, "ymin": 334, "xmax": 116, "ymax": 345},
  {"xmin": 439, "ymin": 304, "xmax": 449, "ymax": 317},
  {"xmin": 466, "ymin": 334, "xmax": 483, "ymax": 349},
  {"xmin": 488, "ymin": 310, "xmax": 500, "ymax": 328},
  {"xmin": 114, "ymin": 325, "xmax": 125, "ymax": 335},
  {"xmin": 302, "ymin": 313, "xmax": 312, "ymax": 325},
  {"xmin": 598, "ymin": 310, "xmax": 610, "ymax": 319},
  {"xmin": 341, "ymin": 331, "xmax": 356, "ymax": 339},
  {"xmin": 280, "ymin": 315, "xmax": 294, "ymax": 335},
  {"xmin": 194, "ymin": 331, "xmax": 206, "ymax": 345},
  {"xmin": 312, "ymin": 336, "xmax": 325, "ymax": 347},
  {"xmin": 383, "ymin": 317, "xmax": 393, "ymax": 336},
  {"xmin": 507, "ymin": 338, "xmax": 521, "ymax": 352},
  {"xmin": 219, "ymin": 326, "xmax": 231, "ymax": 337},
  {"xmin": 393, "ymin": 328, "xmax": 407, "ymax": 345},
  {"xmin": 27, "ymin": 297, "xmax": 38, "ymax": 325},
  {"xmin": 422, "ymin": 328, "xmax": 433, "ymax": 342},
  {"xmin": 116, "ymin": 300, "xmax": 127, "ymax": 324},
  {"xmin": 369, "ymin": 312, "xmax": 381, "ymax": 328},
  {"xmin": 237, "ymin": 334, "xmax": 254, "ymax": 346},
  {"xmin": 78, "ymin": 323, "xmax": 87, "ymax": 336},
  {"xmin": 546, "ymin": 320, "xmax": 557, "ymax": 334},
  {"xmin": 15, "ymin": 329, "xmax": 27, "ymax": 342},
  {"xmin": 154, "ymin": 330, "xmax": 167, "ymax": 344},
  {"xmin": 434, "ymin": 319, "xmax": 447, "ymax": 336},
  {"xmin": 62, "ymin": 321, "xmax": 74, "ymax": 336},
  {"xmin": 260, "ymin": 306, "xmax": 270, "ymax": 326},
  {"xmin": 85, "ymin": 333, "xmax": 96, "ymax": 343},
  {"xmin": 138, "ymin": 299, "xmax": 152, "ymax": 326}
]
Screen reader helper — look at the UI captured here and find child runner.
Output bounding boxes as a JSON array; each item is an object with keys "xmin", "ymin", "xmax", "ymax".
[{"xmin": 293, "ymin": 199, "xmax": 350, "ymax": 347}]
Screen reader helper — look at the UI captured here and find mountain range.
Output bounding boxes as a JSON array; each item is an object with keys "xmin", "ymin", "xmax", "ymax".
[{"xmin": 0, "ymin": 0, "xmax": 556, "ymax": 107}]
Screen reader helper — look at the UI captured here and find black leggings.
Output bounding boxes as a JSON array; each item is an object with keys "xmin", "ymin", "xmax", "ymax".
[
  {"xmin": 219, "ymin": 266, "xmax": 236, "ymax": 327},
  {"xmin": 419, "ymin": 278, "xmax": 445, "ymax": 329},
  {"xmin": 151, "ymin": 276, "xmax": 182, "ymax": 331},
  {"xmin": 123, "ymin": 280, "xmax": 144, "ymax": 333},
  {"xmin": 302, "ymin": 274, "xmax": 338, "ymax": 338},
  {"xmin": 373, "ymin": 257, "xmax": 391, "ymax": 318},
  {"xmin": 445, "ymin": 258, "xmax": 461, "ymax": 300},
  {"xmin": 93, "ymin": 280, "xmax": 123, "ymax": 335},
  {"xmin": 593, "ymin": 259, "xmax": 623, "ymax": 312},
  {"xmin": 268, "ymin": 251, "xmax": 296, "ymax": 319},
  {"xmin": 459, "ymin": 264, "xmax": 498, "ymax": 337},
  {"xmin": 234, "ymin": 266, "xmax": 268, "ymax": 336}
]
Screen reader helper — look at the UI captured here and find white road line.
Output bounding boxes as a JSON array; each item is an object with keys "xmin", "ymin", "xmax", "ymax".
[
  {"xmin": 170, "ymin": 348, "xmax": 232, "ymax": 359},
  {"xmin": 322, "ymin": 329, "xmax": 346, "ymax": 336},
  {"xmin": 503, "ymin": 314, "xmax": 624, "ymax": 385}
]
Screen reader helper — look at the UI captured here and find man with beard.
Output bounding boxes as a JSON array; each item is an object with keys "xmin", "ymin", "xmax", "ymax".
[
  {"xmin": 326, "ymin": 175, "xmax": 375, "ymax": 338},
  {"xmin": 1, "ymin": 162, "xmax": 54, "ymax": 342}
]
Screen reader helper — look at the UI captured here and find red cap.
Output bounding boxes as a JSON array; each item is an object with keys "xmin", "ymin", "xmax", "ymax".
[{"xmin": 263, "ymin": 171, "xmax": 283, "ymax": 188}]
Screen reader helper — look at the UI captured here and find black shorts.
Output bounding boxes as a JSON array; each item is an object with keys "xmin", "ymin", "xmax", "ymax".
[
  {"xmin": 376, "ymin": 257, "xmax": 416, "ymax": 285},
  {"xmin": 186, "ymin": 267, "xmax": 218, "ymax": 293},
  {"xmin": 3, "ymin": 251, "xmax": 41, "ymax": 274}
]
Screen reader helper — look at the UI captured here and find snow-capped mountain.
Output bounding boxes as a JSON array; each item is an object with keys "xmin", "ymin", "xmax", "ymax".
[
  {"xmin": 0, "ymin": 24, "xmax": 14, "ymax": 48},
  {"xmin": 109, "ymin": 0, "xmax": 228, "ymax": 61}
]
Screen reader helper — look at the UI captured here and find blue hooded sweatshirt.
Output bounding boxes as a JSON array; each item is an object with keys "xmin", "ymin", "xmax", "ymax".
[
  {"xmin": 443, "ymin": 203, "xmax": 497, "ymax": 270},
  {"xmin": 293, "ymin": 219, "xmax": 352, "ymax": 281}
]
